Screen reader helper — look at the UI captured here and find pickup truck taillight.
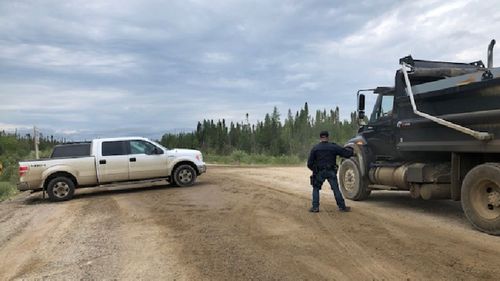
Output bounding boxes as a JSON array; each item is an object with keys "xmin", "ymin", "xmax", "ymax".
[{"xmin": 19, "ymin": 166, "xmax": 29, "ymax": 177}]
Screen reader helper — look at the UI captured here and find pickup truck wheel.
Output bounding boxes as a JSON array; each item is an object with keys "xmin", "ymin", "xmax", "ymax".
[
  {"xmin": 173, "ymin": 165, "xmax": 197, "ymax": 187},
  {"xmin": 461, "ymin": 163, "xmax": 500, "ymax": 235},
  {"xmin": 338, "ymin": 158, "xmax": 371, "ymax": 201},
  {"xmin": 47, "ymin": 177, "xmax": 75, "ymax": 201}
]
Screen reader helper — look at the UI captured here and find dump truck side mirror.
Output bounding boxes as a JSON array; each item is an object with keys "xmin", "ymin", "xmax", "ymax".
[
  {"xmin": 357, "ymin": 93, "xmax": 366, "ymax": 125},
  {"xmin": 358, "ymin": 93, "xmax": 365, "ymax": 111}
]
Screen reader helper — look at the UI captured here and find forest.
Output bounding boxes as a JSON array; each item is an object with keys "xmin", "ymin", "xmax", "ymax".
[{"xmin": 160, "ymin": 102, "xmax": 359, "ymax": 164}]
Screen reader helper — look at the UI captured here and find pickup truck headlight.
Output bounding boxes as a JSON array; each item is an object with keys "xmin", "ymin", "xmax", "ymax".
[{"xmin": 196, "ymin": 153, "xmax": 203, "ymax": 162}]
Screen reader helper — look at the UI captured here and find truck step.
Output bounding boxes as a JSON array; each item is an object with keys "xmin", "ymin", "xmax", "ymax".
[{"xmin": 368, "ymin": 184, "xmax": 402, "ymax": 190}]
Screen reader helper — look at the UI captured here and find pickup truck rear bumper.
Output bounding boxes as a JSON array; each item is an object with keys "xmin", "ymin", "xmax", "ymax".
[
  {"xmin": 17, "ymin": 182, "xmax": 31, "ymax": 191},
  {"xmin": 198, "ymin": 164, "xmax": 207, "ymax": 174}
]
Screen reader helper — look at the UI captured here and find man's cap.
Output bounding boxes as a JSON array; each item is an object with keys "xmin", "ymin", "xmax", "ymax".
[{"xmin": 319, "ymin": 131, "xmax": 329, "ymax": 138}]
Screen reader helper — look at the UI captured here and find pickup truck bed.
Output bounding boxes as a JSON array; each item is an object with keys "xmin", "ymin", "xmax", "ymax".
[{"xmin": 18, "ymin": 156, "xmax": 97, "ymax": 191}]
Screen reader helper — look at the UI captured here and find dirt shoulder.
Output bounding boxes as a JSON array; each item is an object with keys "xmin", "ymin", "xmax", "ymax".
[{"xmin": 0, "ymin": 166, "xmax": 499, "ymax": 280}]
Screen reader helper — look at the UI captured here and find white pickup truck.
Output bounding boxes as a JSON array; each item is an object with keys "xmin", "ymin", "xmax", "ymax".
[{"xmin": 17, "ymin": 137, "xmax": 206, "ymax": 201}]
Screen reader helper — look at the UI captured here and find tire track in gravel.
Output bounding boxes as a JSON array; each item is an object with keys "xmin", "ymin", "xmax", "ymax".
[
  {"xmin": 205, "ymin": 166, "xmax": 500, "ymax": 280},
  {"xmin": 0, "ymin": 197, "xmax": 77, "ymax": 280},
  {"xmin": 1, "ymin": 166, "xmax": 499, "ymax": 280}
]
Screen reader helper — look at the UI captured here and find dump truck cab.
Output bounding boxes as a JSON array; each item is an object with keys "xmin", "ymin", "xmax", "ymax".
[{"xmin": 356, "ymin": 87, "xmax": 398, "ymax": 161}]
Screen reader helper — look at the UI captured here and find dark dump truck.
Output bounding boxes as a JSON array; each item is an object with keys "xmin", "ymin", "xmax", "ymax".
[{"xmin": 339, "ymin": 40, "xmax": 500, "ymax": 235}]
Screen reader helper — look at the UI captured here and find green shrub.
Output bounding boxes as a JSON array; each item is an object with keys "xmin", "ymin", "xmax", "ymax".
[
  {"xmin": 204, "ymin": 151, "xmax": 304, "ymax": 166},
  {"xmin": 0, "ymin": 181, "xmax": 17, "ymax": 201},
  {"xmin": 230, "ymin": 150, "xmax": 249, "ymax": 164}
]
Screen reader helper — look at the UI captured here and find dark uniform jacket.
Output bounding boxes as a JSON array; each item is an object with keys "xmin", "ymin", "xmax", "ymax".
[{"xmin": 307, "ymin": 141, "xmax": 353, "ymax": 172}]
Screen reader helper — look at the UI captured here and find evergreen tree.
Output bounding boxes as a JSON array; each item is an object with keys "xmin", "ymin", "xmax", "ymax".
[{"xmin": 159, "ymin": 103, "xmax": 358, "ymax": 160}]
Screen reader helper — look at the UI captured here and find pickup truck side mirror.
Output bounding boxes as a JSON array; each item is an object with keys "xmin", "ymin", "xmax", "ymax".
[{"xmin": 153, "ymin": 147, "xmax": 164, "ymax": 155}]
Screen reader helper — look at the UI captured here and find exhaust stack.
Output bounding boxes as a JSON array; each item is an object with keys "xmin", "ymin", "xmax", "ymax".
[{"xmin": 488, "ymin": 39, "xmax": 496, "ymax": 68}]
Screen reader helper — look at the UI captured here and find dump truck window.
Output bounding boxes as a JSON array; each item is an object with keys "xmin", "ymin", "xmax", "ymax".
[
  {"xmin": 370, "ymin": 94, "xmax": 394, "ymax": 122},
  {"xmin": 381, "ymin": 95, "xmax": 394, "ymax": 116}
]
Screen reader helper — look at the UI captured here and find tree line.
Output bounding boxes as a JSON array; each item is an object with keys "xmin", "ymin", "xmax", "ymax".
[
  {"xmin": 160, "ymin": 103, "xmax": 359, "ymax": 159},
  {"xmin": 0, "ymin": 131, "xmax": 60, "ymax": 157}
]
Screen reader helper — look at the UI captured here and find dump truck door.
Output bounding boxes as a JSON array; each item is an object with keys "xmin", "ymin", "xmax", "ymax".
[{"xmin": 364, "ymin": 94, "xmax": 398, "ymax": 160}]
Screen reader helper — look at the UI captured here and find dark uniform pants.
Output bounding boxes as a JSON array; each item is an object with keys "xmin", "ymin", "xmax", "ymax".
[{"xmin": 312, "ymin": 169, "xmax": 346, "ymax": 209}]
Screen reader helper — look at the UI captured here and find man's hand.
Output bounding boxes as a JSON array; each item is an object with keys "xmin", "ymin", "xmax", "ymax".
[
  {"xmin": 345, "ymin": 146, "xmax": 354, "ymax": 154},
  {"xmin": 343, "ymin": 146, "xmax": 355, "ymax": 158}
]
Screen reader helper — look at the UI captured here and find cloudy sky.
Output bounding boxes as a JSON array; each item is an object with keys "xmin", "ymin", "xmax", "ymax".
[{"xmin": 1, "ymin": 0, "xmax": 499, "ymax": 140}]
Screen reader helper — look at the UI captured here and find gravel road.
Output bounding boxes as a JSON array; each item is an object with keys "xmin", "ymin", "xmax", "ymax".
[{"xmin": 1, "ymin": 166, "xmax": 499, "ymax": 280}]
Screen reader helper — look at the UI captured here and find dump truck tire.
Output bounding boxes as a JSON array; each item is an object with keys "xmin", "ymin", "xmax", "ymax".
[
  {"xmin": 339, "ymin": 158, "xmax": 371, "ymax": 201},
  {"xmin": 461, "ymin": 163, "xmax": 500, "ymax": 235}
]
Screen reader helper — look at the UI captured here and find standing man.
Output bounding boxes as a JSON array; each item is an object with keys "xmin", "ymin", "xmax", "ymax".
[{"xmin": 307, "ymin": 131, "xmax": 353, "ymax": 213}]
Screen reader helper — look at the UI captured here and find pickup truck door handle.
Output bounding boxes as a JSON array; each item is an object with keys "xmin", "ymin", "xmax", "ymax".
[
  {"xmin": 129, "ymin": 157, "xmax": 136, "ymax": 162},
  {"xmin": 99, "ymin": 159, "xmax": 106, "ymax": 165}
]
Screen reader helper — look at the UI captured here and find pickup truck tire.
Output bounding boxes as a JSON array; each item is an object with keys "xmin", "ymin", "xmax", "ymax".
[
  {"xmin": 46, "ymin": 177, "xmax": 75, "ymax": 202},
  {"xmin": 461, "ymin": 163, "xmax": 500, "ymax": 235},
  {"xmin": 173, "ymin": 164, "xmax": 197, "ymax": 187},
  {"xmin": 338, "ymin": 158, "xmax": 371, "ymax": 201}
]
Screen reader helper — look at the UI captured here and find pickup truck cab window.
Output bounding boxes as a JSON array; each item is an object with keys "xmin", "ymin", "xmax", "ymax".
[
  {"xmin": 102, "ymin": 141, "xmax": 129, "ymax": 156},
  {"xmin": 130, "ymin": 140, "xmax": 160, "ymax": 155},
  {"xmin": 51, "ymin": 143, "xmax": 91, "ymax": 158}
]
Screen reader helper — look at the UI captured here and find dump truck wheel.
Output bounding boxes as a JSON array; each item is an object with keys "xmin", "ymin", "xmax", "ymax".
[
  {"xmin": 339, "ymin": 158, "xmax": 371, "ymax": 201},
  {"xmin": 461, "ymin": 163, "xmax": 500, "ymax": 235},
  {"xmin": 47, "ymin": 177, "xmax": 75, "ymax": 202},
  {"xmin": 173, "ymin": 164, "xmax": 197, "ymax": 187}
]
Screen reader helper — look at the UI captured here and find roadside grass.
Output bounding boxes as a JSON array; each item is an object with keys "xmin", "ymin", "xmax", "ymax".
[
  {"xmin": 0, "ymin": 181, "xmax": 17, "ymax": 201},
  {"xmin": 0, "ymin": 158, "xmax": 20, "ymax": 202},
  {"xmin": 205, "ymin": 150, "xmax": 304, "ymax": 166},
  {"xmin": 0, "ymin": 149, "xmax": 51, "ymax": 202}
]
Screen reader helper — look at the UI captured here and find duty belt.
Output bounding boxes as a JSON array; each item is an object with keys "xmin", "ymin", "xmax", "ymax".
[{"xmin": 316, "ymin": 165, "xmax": 336, "ymax": 171}]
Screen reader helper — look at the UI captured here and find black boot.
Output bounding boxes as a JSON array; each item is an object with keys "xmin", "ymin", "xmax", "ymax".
[
  {"xmin": 338, "ymin": 206, "xmax": 351, "ymax": 212},
  {"xmin": 309, "ymin": 207, "xmax": 319, "ymax": 213}
]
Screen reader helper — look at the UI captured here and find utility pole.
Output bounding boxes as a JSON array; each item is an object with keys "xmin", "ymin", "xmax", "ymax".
[{"xmin": 33, "ymin": 126, "xmax": 40, "ymax": 159}]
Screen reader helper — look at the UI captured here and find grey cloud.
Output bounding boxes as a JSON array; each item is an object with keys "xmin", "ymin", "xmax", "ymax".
[{"xmin": 1, "ymin": 0, "xmax": 499, "ymax": 140}]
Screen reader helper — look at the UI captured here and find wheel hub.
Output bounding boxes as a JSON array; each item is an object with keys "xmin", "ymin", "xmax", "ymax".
[
  {"xmin": 487, "ymin": 190, "xmax": 500, "ymax": 208},
  {"xmin": 470, "ymin": 180, "xmax": 500, "ymax": 219},
  {"xmin": 343, "ymin": 169, "xmax": 356, "ymax": 191},
  {"xmin": 179, "ymin": 169, "xmax": 193, "ymax": 183},
  {"xmin": 53, "ymin": 182, "xmax": 69, "ymax": 198}
]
